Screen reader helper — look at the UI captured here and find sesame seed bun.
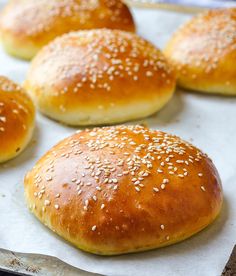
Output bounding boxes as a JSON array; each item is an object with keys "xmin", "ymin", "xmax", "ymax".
[
  {"xmin": 24, "ymin": 125, "xmax": 223, "ymax": 255},
  {"xmin": 0, "ymin": 0, "xmax": 135, "ymax": 60},
  {"xmin": 164, "ymin": 8, "xmax": 236, "ymax": 95},
  {"xmin": 24, "ymin": 29, "xmax": 176, "ymax": 126},
  {"xmin": 0, "ymin": 76, "xmax": 35, "ymax": 163}
]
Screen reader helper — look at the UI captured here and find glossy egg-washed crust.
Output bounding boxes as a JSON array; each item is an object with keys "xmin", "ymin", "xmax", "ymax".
[
  {"xmin": 24, "ymin": 29, "xmax": 176, "ymax": 126},
  {"xmin": 164, "ymin": 8, "xmax": 236, "ymax": 95},
  {"xmin": 0, "ymin": 0, "xmax": 135, "ymax": 60},
  {"xmin": 0, "ymin": 76, "xmax": 35, "ymax": 163},
  {"xmin": 24, "ymin": 125, "xmax": 223, "ymax": 255}
]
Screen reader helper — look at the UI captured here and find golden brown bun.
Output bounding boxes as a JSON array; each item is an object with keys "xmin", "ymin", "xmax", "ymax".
[
  {"xmin": 0, "ymin": 0, "xmax": 135, "ymax": 60},
  {"xmin": 24, "ymin": 125, "xmax": 223, "ymax": 255},
  {"xmin": 164, "ymin": 8, "xmax": 236, "ymax": 95},
  {"xmin": 24, "ymin": 29, "xmax": 176, "ymax": 126},
  {"xmin": 0, "ymin": 76, "xmax": 35, "ymax": 163}
]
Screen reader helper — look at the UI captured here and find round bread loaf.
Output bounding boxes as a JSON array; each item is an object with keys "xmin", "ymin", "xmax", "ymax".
[
  {"xmin": 164, "ymin": 8, "xmax": 236, "ymax": 95},
  {"xmin": 0, "ymin": 76, "xmax": 35, "ymax": 163},
  {"xmin": 0, "ymin": 0, "xmax": 135, "ymax": 60},
  {"xmin": 24, "ymin": 125, "xmax": 223, "ymax": 255},
  {"xmin": 24, "ymin": 29, "xmax": 176, "ymax": 126}
]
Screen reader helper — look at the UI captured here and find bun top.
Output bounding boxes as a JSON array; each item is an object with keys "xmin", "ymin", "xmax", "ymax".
[
  {"xmin": 164, "ymin": 8, "xmax": 236, "ymax": 94},
  {"xmin": 167, "ymin": 8, "xmax": 236, "ymax": 67},
  {"xmin": 25, "ymin": 29, "xmax": 175, "ymax": 110},
  {"xmin": 0, "ymin": 0, "xmax": 135, "ymax": 48},
  {"xmin": 24, "ymin": 125, "xmax": 222, "ymax": 255},
  {"xmin": 0, "ymin": 0, "xmax": 135, "ymax": 32},
  {"xmin": 0, "ymin": 76, "xmax": 35, "ymax": 162},
  {"xmin": 165, "ymin": 8, "xmax": 236, "ymax": 76}
]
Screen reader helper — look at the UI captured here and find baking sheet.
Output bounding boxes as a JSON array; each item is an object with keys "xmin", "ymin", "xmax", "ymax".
[{"xmin": 0, "ymin": 5, "xmax": 236, "ymax": 276}]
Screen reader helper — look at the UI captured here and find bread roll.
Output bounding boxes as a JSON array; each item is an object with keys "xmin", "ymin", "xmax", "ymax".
[
  {"xmin": 24, "ymin": 125, "xmax": 223, "ymax": 255},
  {"xmin": 0, "ymin": 76, "xmax": 35, "ymax": 163},
  {"xmin": 0, "ymin": 0, "xmax": 135, "ymax": 60},
  {"xmin": 24, "ymin": 29, "xmax": 176, "ymax": 126},
  {"xmin": 164, "ymin": 8, "xmax": 236, "ymax": 95}
]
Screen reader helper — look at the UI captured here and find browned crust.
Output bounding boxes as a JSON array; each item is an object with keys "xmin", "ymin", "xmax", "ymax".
[
  {"xmin": 24, "ymin": 125, "xmax": 223, "ymax": 255},
  {"xmin": 0, "ymin": 76, "xmax": 35, "ymax": 163},
  {"xmin": 24, "ymin": 29, "xmax": 176, "ymax": 125},
  {"xmin": 0, "ymin": 0, "xmax": 135, "ymax": 60},
  {"xmin": 164, "ymin": 8, "xmax": 236, "ymax": 95}
]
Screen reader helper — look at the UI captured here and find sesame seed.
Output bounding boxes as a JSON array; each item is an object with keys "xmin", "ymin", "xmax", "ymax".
[
  {"xmin": 153, "ymin": 187, "xmax": 159, "ymax": 193},
  {"xmin": 44, "ymin": 200, "xmax": 50, "ymax": 206},
  {"xmin": 92, "ymin": 225, "xmax": 97, "ymax": 231},
  {"xmin": 92, "ymin": 196, "xmax": 97, "ymax": 201},
  {"xmin": 161, "ymin": 184, "xmax": 166, "ymax": 190},
  {"xmin": 0, "ymin": 116, "xmax": 6, "ymax": 123},
  {"xmin": 46, "ymin": 176, "xmax": 52, "ymax": 181},
  {"xmin": 146, "ymin": 71, "xmax": 153, "ymax": 77}
]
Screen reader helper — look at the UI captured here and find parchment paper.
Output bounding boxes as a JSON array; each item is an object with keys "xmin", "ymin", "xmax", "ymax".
[{"xmin": 0, "ymin": 5, "xmax": 235, "ymax": 276}]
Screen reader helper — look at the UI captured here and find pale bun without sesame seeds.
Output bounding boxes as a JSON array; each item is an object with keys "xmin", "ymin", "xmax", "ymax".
[
  {"xmin": 164, "ymin": 8, "xmax": 236, "ymax": 95},
  {"xmin": 0, "ymin": 76, "xmax": 35, "ymax": 163},
  {"xmin": 24, "ymin": 125, "xmax": 223, "ymax": 255},
  {"xmin": 0, "ymin": 0, "xmax": 135, "ymax": 60},
  {"xmin": 24, "ymin": 29, "xmax": 176, "ymax": 126}
]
